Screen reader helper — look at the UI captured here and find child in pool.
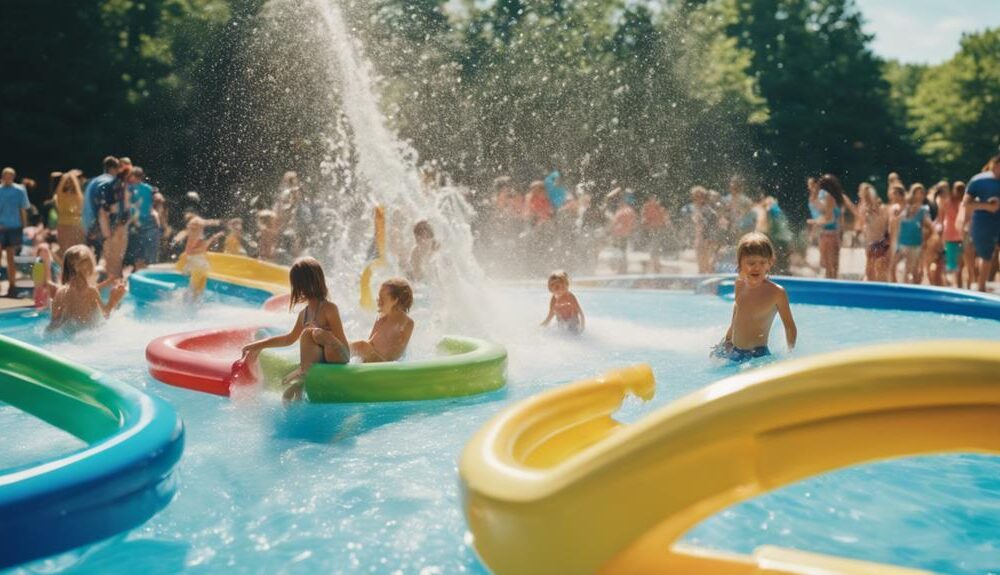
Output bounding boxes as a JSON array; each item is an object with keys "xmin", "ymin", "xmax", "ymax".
[
  {"xmin": 183, "ymin": 217, "xmax": 225, "ymax": 298},
  {"xmin": 48, "ymin": 245, "xmax": 126, "ymax": 332},
  {"xmin": 540, "ymin": 270, "xmax": 585, "ymax": 334},
  {"xmin": 407, "ymin": 220, "xmax": 439, "ymax": 283},
  {"xmin": 712, "ymin": 233, "xmax": 796, "ymax": 363},
  {"xmin": 223, "ymin": 218, "xmax": 247, "ymax": 255},
  {"xmin": 350, "ymin": 278, "xmax": 415, "ymax": 363},
  {"xmin": 241, "ymin": 257, "xmax": 349, "ymax": 402}
]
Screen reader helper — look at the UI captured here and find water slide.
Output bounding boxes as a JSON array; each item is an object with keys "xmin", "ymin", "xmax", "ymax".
[
  {"xmin": 0, "ymin": 335, "xmax": 184, "ymax": 568},
  {"xmin": 460, "ymin": 340, "xmax": 1000, "ymax": 574}
]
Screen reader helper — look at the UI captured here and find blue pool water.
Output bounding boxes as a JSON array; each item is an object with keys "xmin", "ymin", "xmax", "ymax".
[{"xmin": 1, "ymin": 288, "xmax": 999, "ymax": 574}]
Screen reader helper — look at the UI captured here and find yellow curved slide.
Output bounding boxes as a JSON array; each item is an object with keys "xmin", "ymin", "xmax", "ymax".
[
  {"xmin": 174, "ymin": 253, "xmax": 289, "ymax": 295},
  {"xmin": 460, "ymin": 341, "xmax": 1000, "ymax": 575}
]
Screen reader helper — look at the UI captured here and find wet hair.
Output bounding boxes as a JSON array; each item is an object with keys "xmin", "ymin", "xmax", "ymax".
[
  {"xmin": 548, "ymin": 270, "xmax": 569, "ymax": 285},
  {"xmin": 103, "ymin": 156, "xmax": 120, "ymax": 172},
  {"xmin": 288, "ymin": 257, "xmax": 328, "ymax": 309},
  {"xmin": 818, "ymin": 174, "xmax": 845, "ymax": 206},
  {"xmin": 413, "ymin": 220, "xmax": 434, "ymax": 240},
  {"xmin": 736, "ymin": 232, "xmax": 774, "ymax": 269},
  {"xmin": 62, "ymin": 245, "xmax": 95, "ymax": 284},
  {"xmin": 381, "ymin": 278, "xmax": 413, "ymax": 313}
]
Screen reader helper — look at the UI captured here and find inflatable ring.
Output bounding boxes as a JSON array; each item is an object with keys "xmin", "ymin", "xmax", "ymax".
[
  {"xmin": 129, "ymin": 269, "xmax": 278, "ymax": 307},
  {"xmin": 460, "ymin": 341, "xmax": 1000, "ymax": 574},
  {"xmin": 130, "ymin": 254, "xmax": 289, "ymax": 307},
  {"xmin": 146, "ymin": 326, "xmax": 268, "ymax": 396},
  {"xmin": 259, "ymin": 336, "xmax": 508, "ymax": 403},
  {"xmin": 0, "ymin": 334, "xmax": 184, "ymax": 569}
]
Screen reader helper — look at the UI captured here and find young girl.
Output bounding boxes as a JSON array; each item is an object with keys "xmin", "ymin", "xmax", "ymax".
[
  {"xmin": 891, "ymin": 184, "xmax": 933, "ymax": 284},
  {"xmin": 48, "ymin": 245, "xmax": 126, "ymax": 332},
  {"xmin": 350, "ymin": 278, "xmax": 415, "ymax": 363},
  {"xmin": 808, "ymin": 174, "xmax": 846, "ymax": 279},
  {"xmin": 223, "ymin": 218, "xmax": 247, "ymax": 255},
  {"xmin": 183, "ymin": 217, "xmax": 225, "ymax": 298},
  {"xmin": 857, "ymin": 183, "xmax": 890, "ymax": 282},
  {"xmin": 241, "ymin": 257, "xmax": 349, "ymax": 402},
  {"xmin": 540, "ymin": 270, "xmax": 585, "ymax": 334},
  {"xmin": 938, "ymin": 181, "xmax": 964, "ymax": 287}
]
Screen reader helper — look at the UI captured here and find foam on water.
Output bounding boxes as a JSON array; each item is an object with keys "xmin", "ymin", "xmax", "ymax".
[{"xmin": 2, "ymin": 289, "xmax": 999, "ymax": 574}]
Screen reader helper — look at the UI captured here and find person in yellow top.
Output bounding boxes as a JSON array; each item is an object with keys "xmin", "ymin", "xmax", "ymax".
[{"xmin": 55, "ymin": 170, "xmax": 85, "ymax": 252}]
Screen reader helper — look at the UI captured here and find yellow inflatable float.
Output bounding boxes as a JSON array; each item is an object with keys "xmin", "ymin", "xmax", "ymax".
[
  {"xmin": 460, "ymin": 340, "xmax": 1000, "ymax": 574},
  {"xmin": 174, "ymin": 252, "xmax": 290, "ymax": 295}
]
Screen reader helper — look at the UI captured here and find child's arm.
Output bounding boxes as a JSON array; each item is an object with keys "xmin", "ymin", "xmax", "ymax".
[
  {"xmin": 723, "ymin": 281, "xmax": 742, "ymax": 344},
  {"xmin": 776, "ymin": 288, "xmax": 797, "ymax": 350},
  {"xmin": 242, "ymin": 312, "xmax": 306, "ymax": 359},
  {"xmin": 96, "ymin": 282, "xmax": 126, "ymax": 318},
  {"xmin": 540, "ymin": 297, "xmax": 556, "ymax": 326},
  {"xmin": 47, "ymin": 292, "xmax": 66, "ymax": 332}
]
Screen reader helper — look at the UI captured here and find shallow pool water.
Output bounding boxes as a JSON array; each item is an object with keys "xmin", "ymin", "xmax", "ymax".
[{"xmin": 2, "ymin": 288, "xmax": 998, "ymax": 574}]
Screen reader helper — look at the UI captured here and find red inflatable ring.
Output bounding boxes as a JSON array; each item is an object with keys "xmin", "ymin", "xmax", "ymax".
[{"xmin": 146, "ymin": 327, "xmax": 265, "ymax": 396}]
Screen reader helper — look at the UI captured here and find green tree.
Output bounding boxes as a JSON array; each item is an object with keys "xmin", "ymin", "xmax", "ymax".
[{"xmin": 908, "ymin": 28, "xmax": 1000, "ymax": 178}]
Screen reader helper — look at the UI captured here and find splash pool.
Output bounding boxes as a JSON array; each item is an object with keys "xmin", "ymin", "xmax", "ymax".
[{"xmin": 1, "ymin": 287, "xmax": 999, "ymax": 574}]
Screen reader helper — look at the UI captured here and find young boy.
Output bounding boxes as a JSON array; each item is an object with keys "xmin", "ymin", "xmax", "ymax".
[
  {"xmin": 351, "ymin": 278, "xmax": 415, "ymax": 363},
  {"xmin": 540, "ymin": 270, "xmax": 585, "ymax": 334},
  {"xmin": 713, "ymin": 232, "xmax": 796, "ymax": 362}
]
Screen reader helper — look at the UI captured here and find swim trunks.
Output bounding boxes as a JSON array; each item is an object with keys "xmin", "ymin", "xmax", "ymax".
[
  {"xmin": 944, "ymin": 241, "xmax": 962, "ymax": 272},
  {"xmin": 711, "ymin": 341, "xmax": 771, "ymax": 363},
  {"xmin": 867, "ymin": 234, "xmax": 889, "ymax": 259}
]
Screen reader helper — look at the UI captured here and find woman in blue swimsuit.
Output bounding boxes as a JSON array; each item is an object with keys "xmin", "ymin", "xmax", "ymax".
[{"xmin": 890, "ymin": 183, "xmax": 932, "ymax": 284}]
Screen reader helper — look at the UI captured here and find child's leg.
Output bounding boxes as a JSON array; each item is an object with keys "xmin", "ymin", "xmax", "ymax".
[{"xmin": 299, "ymin": 331, "xmax": 325, "ymax": 375}]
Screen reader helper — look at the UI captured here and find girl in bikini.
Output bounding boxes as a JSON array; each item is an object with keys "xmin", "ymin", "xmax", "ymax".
[
  {"xmin": 241, "ymin": 257, "xmax": 349, "ymax": 402},
  {"xmin": 540, "ymin": 270, "xmax": 585, "ymax": 334}
]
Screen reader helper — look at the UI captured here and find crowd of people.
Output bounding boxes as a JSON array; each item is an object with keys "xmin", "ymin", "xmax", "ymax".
[{"xmin": 472, "ymin": 154, "xmax": 1000, "ymax": 292}]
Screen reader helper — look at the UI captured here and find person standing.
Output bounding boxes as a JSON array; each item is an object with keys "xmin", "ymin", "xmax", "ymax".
[
  {"xmin": 55, "ymin": 170, "xmax": 86, "ymax": 252},
  {"xmin": 0, "ymin": 167, "xmax": 30, "ymax": 297},
  {"xmin": 98, "ymin": 162, "xmax": 131, "ymax": 278},
  {"xmin": 640, "ymin": 194, "xmax": 670, "ymax": 273},
  {"xmin": 84, "ymin": 156, "xmax": 120, "ymax": 260},
  {"xmin": 127, "ymin": 166, "xmax": 158, "ymax": 269},
  {"xmin": 964, "ymin": 154, "xmax": 1000, "ymax": 292}
]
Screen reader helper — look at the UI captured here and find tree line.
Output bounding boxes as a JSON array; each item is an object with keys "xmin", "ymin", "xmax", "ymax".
[{"xmin": 1, "ymin": 0, "xmax": 997, "ymax": 222}]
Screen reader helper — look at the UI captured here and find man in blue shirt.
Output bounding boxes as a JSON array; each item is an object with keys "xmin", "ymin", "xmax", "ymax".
[
  {"xmin": 964, "ymin": 153, "xmax": 1000, "ymax": 292},
  {"xmin": 0, "ymin": 167, "xmax": 31, "ymax": 297},
  {"xmin": 84, "ymin": 156, "xmax": 120, "ymax": 260},
  {"xmin": 126, "ymin": 166, "xmax": 159, "ymax": 269}
]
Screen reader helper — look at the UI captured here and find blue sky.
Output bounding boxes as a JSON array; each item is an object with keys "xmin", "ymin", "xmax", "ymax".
[{"xmin": 855, "ymin": 0, "xmax": 1000, "ymax": 64}]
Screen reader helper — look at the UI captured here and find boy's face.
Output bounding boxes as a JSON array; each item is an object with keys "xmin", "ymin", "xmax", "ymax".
[
  {"xmin": 740, "ymin": 255, "xmax": 772, "ymax": 285},
  {"xmin": 548, "ymin": 278, "xmax": 568, "ymax": 296}
]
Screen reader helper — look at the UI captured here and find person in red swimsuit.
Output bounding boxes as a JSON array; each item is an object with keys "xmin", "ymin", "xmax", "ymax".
[{"xmin": 540, "ymin": 270, "xmax": 585, "ymax": 334}]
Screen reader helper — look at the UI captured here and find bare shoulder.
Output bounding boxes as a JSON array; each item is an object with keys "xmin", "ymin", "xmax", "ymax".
[
  {"xmin": 765, "ymin": 280, "xmax": 788, "ymax": 301},
  {"xmin": 321, "ymin": 300, "xmax": 341, "ymax": 316}
]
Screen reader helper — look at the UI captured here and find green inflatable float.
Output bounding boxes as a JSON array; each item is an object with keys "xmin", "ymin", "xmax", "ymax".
[{"xmin": 259, "ymin": 336, "xmax": 507, "ymax": 403}]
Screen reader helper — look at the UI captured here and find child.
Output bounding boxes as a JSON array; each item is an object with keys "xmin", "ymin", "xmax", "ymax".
[
  {"xmin": 540, "ymin": 270, "xmax": 585, "ymax": 334},
  {"xmin": 48, "ymin": 245, "xmax": 126, "ymax": 332},
  {"xmin": 407, "ymin": 220, "xmax": 438, "ymax": 283},
  {"xmin": 224, "ymin": 218, "xmax": 247, "ymax": 255},
  {"xmin": 32, "ymin": 243, "xmax": 55, "ymax": 309},
  {"xmin": 241, "ymin": 257, "xmax": 349, "ymax": 402},
  {"xmin": 350, "ymin": 278, "xmax": 415, "ymax": 363},
  {"xmin": 183, "ymin": 217, "xmax": 225, "ymax": 298},
  {"xmin": 712, "ymin": 233, "xmax": 796, "ymax": 363}
]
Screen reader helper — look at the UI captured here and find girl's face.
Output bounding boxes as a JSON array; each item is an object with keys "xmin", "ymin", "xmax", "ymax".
[
  {"xmin": 377, "ymin": 286, "xmax": 397, "ymax": 314},
  {"xmin": 548, "ymin": 278, "xmax": 568, "ymax": 296}
]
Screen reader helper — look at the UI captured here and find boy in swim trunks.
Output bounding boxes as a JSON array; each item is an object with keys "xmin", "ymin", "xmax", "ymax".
[
  {"xmin": 541, "ymin": 270, "xmax": 585, "ymax": 334},
  {"xmin": 712, "ymin": 232, "xmax": 796, "ymax": 363}
]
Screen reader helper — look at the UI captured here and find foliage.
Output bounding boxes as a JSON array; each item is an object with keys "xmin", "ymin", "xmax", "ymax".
[{"xmin": 907, "ymin": 28, "xmax": 1000, "ymax": 179}]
